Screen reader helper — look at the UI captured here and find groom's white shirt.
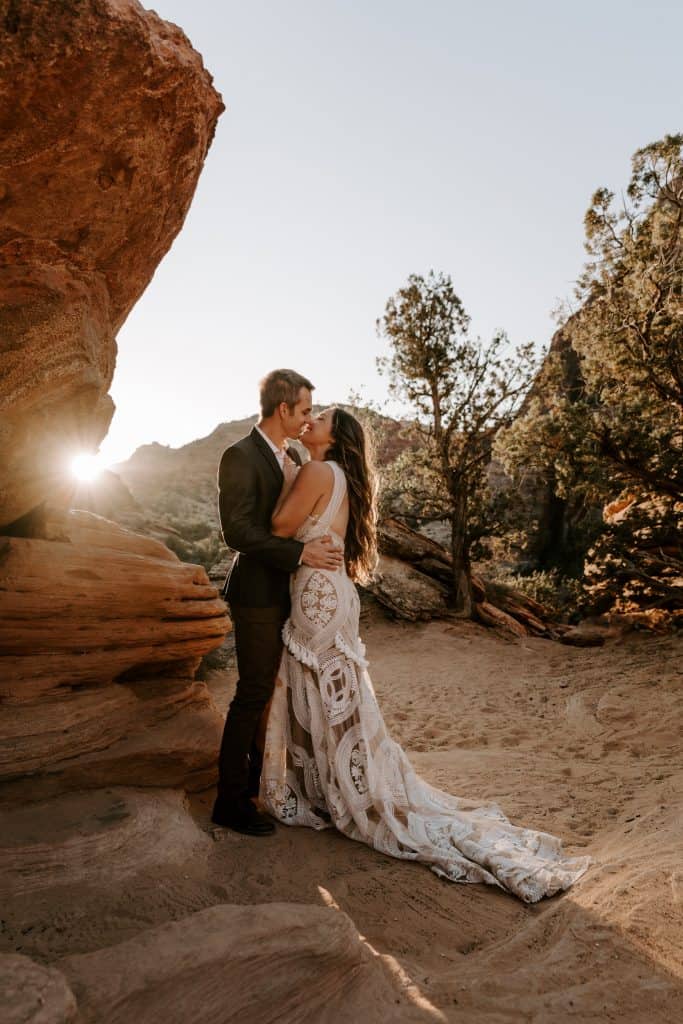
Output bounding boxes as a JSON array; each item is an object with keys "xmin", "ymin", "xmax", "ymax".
[
  {"xmin": 255, "ymin": 424, "xmax": 287, "ymax": 469},
  {"xmin": 255, "ymin": 424, "xmax": 303, "ymax": 565}
]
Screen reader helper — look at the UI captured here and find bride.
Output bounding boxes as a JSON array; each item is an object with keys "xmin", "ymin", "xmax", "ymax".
[{"xmin": 260, "ymin": 407, "xmax": 590, "ymax": 903}]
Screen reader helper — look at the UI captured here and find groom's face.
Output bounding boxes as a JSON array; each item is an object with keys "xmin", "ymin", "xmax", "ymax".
[{"xmin": 282, "ymin": 386, "xmax": 314, "ymax": 439}]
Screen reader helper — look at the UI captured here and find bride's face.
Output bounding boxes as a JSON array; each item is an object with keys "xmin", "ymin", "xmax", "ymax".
[{"xmin": 302, "ymin": 407, "xmax": 335, "ymax": 452}]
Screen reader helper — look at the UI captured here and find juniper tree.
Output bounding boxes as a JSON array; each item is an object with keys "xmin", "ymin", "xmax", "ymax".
[{"xmin": 377, "ymin": 271, "xmax": 537, "ymax": 615}]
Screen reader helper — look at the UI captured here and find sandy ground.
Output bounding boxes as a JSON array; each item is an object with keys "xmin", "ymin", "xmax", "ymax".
[{"xmin": 2, "ymin": 606, "xmax": 681, "ymax": 1022}]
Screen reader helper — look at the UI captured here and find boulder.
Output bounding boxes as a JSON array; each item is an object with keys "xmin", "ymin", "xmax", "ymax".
[
  {"xmin": 0, "ymin": 0, "xmax": 224, "ymax": 527},
  {"xmin": 368, "ymin": 555, "xmax": 450, "ymax": 621},
  {"xmin": 0, "ymin": 510, "xmax": 228, "ymax": 797},
  {"xmin": 0, "ymin": 788, "xmax": 211, "ymax": 897},
  {"xmin": 0, "ymin": 954, "xmax": 77, "ymax": 1024},
  {"xmin": 59, "ymin": 903, "xmax": 435, "ymax": 1024}
]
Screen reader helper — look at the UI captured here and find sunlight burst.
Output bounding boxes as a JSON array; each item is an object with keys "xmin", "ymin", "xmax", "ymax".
[{"xmin": 71, "ymin": 453, "xmax": 105, "ymax": 483}]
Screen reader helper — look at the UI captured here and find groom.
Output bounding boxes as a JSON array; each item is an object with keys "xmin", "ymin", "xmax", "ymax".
[{"xmin": 211, "ymin": 369, "xmax": 343, "ymax": 835}]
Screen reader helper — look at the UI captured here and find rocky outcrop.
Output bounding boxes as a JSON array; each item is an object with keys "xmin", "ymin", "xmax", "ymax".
[
  {"xmin": 0, "ymin": 787, "xmax": 211, "ymax": 896},
  {"xmin": 371, "ymin": 520, "xmax": 592, "ymax": 639},
  {"xmin": 0, "ymin": 1, "xmax": 228, "ymax": 802},
  {"xmin": 0, "ymin": 783, "xmax": 435, "ymax": 1021},
  {"xmin": 1, "ymin": 904, "xmax": 435, "ymax": 1024},
  {"xmin": 58, "ymin": 903, "xmax": 435, "ymax": 1024},
  {"xmin": 0, "ymin": 0, "xmax": 224, "ymax": 528},
  {"xmin": 71, "ymin": 469, "xmax": 140, "ymax": 521},
  {"xmin": 378, "ymin": 518, "xmax": 453, "ymax": 583},
  {"xmin": 0, "ymin": 510, "xmax": 228, "ymax": 798},
  {"xmin": 368, "ymin": 555, "xmax": 450, "ymax": 621},
  {"xmin": 1, "ymin": 954, "xmax": 78, "ymax": 1024}
]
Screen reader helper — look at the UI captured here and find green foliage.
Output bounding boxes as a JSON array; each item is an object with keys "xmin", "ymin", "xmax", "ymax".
[
  {"xmin": 377, "ymin": 270, "xmax": 538, "ymax": 612},
  {"xmin": 583, "ymin": 492, "xmax": 682, "ymax": 622},
  {"xmin": 378, "ymin": 443, "xmax": 451, "ymax": 523},
  {"xmin": 575, "ymin": 133, "xmax": 683, "ymax": 501},
  {"xmin": 164, "ymin": 528, "xmax": 222, "ymax": 572},
  {"xmin": 495, "ymin": 133, "xmax": 683, "ymax": 616},
  {"xmin": 487, "ymin": 566, "xmax": 585, "ymax": 619}
]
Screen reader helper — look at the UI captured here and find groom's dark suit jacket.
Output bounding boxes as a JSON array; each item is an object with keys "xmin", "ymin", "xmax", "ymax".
[{"xmin": 219, "ymin": 428, "xmax": 304, "ymax": 608}]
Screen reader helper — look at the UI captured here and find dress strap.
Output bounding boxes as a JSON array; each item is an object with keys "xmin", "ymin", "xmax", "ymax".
[{"xmin": 318, "ymin": 461, "xmax": 347, "ymax": 529}]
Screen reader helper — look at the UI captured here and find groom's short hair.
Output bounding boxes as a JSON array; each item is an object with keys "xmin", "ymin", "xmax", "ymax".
[{"xmin": 260, "ymin": 369, "xmax": 314, "ymax": 417}]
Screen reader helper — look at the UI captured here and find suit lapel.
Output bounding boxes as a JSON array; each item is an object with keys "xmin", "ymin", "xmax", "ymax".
[{"xmin": 250, "ymin": 427, "xmax": 283, "ymax": 487}]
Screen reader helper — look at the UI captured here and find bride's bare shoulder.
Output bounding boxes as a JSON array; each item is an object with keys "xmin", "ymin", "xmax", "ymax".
[{"xmin": 298, "ymin": 460, "xmax": 334, "ymax": 482}]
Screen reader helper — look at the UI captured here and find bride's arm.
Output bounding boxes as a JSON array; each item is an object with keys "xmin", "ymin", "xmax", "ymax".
[{"xmin": 272, "ymin": 461, "xmax": 332, "ymax": 538}]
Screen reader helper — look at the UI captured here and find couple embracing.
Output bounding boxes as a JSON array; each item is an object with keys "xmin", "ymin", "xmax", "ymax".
[{"xmin": 211, "ymin": 369, "xmax": 590, "ymax": 903}]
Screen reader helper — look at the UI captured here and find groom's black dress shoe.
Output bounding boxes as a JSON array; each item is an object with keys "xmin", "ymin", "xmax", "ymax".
[{"xmin": 211, "ymin": 798, "xmax": 275, "ymax": 836}]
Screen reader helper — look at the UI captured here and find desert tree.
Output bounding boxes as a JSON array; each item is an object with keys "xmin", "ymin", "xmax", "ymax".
[
  {"xmin": 377, "ymin": 271, "xmax": 538, "ymax": 615},
  {"xmin": 496, "ymin": 134, "xmax": 683, "ymax": 619},
  {"xmin": 576, "ymin": 132, "xmax": 683, "ymax": 499}
]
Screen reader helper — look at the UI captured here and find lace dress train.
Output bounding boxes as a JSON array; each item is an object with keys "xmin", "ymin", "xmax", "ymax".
[{"xmin": 260, "ymin": 462, "xmax": 590, "ymax": 903}]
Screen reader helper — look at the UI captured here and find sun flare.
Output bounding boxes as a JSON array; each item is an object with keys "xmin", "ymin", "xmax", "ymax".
[{"xmin": 71, "ymin": 453, "xmax": 105, "ymax": 483}]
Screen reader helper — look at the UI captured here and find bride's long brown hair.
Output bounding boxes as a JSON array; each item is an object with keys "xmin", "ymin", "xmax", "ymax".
[{"xmin": 325, "ymin": 408, "xmax": 378, "ymax": 584}]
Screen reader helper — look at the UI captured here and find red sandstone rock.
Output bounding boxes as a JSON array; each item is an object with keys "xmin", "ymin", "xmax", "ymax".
[
  {"xmin": 0, "ymin": 0, "xmax": 224, "ymax": 527},
  {"xmin": 0, "ymin": 510, "xmax": 228, "ymax": 793},
  {"xmin": 0, "ymin": 2, "xmax": 227, "ymax": 799},
  {"xmin": 0, "ymin": 788, "xmax": 211, "ymax": 896}
]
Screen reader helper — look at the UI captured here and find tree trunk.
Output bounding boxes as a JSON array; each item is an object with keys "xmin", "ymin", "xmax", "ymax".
[{"xmin": 450, "ymin": 492, "xmax": 473, "ymax": 616}]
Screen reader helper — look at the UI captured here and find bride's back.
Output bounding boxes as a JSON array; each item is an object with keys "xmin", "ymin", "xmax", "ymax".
[{"xmin": 299, "ymin": 461, "xmax": 348, "ymax": 548}]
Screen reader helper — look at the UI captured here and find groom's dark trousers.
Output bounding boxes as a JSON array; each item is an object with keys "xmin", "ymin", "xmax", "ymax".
[{"xmin": 215, "ymin": 428, "xmax": 303, "ymax": 810}]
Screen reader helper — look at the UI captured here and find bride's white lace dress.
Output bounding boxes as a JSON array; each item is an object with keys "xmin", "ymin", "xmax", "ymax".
[{"xmin": 260, "ymin": 461, "xmax": 590, "ymax": 903}]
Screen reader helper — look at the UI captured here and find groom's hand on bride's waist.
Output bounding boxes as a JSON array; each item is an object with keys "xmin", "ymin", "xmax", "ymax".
[{"xmin": 301, "ymin": 536, "xmax": 344, "ymax": 570}]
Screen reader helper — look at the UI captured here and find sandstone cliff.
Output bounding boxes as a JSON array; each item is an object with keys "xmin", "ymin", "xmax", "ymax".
[{"xmin": 0, "ymin": 0, "xmax": 229, "ymax": 801}]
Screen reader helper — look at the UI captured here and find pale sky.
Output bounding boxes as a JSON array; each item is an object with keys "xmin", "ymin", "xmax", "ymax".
[{"xmin": 99, "ymin": 0, "xmax": 681, "ymax": 465}]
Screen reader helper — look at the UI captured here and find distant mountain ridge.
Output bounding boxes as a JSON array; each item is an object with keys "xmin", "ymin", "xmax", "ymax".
[{"xmin": 112, "ymin": 416, "xmax": 258, "ymax": 506}]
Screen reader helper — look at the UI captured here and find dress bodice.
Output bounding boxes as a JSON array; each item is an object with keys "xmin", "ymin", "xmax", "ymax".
[{"xmin": 294, "ymin": 461, "xmax": 347, "ymax": 547}]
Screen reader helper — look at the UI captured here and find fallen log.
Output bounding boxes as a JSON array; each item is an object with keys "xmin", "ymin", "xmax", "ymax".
[
  {"xmin": 470, "ymin": 573, "xmax": 487, "ymax": 603},
  {"xmin": 373, "ymin": 518, "xmax": 581, "ymax": 640},
  {"xmin": 377, "ymin": 519, "xmax": 452, "ymax": 586},
  {"xmin": 475, "ymin": 601, "xmax": 529, "ymax": 638},
  {"xmin": 481, "ymin": 578, "xmax": 555, "ymax": 621},
  {"xmin": 489, "ymin": 599, "xmax": 550, "ymax": 635}
]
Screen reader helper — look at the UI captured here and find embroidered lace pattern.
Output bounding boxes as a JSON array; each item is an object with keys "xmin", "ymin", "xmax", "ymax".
[{"xmin": 260, "ymin": 461, "xmax": 590, "ymax": 902}]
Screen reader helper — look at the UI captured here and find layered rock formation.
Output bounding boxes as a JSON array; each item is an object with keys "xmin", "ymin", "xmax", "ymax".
[
  {"xmin": 0, "ymin": 787, "xmax": 435, "ymax": 1023},
  {"xmin": 1, "ymin": 511, "xmax": 229, "ymax": 800},
  {"xmin": 0, "ymin": 787, "xmax": 212, "ymax": 896},
  {"xmin": 369, "ymin": 556, "xmax": 450, "ymax": 621},
  {"xmin": 0, "ymin": 0, "xmax": 228, "ymax": 802},
  {"xmin": 58, "ymin": 903, "xmax": 432, "ymax": 1024}
]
